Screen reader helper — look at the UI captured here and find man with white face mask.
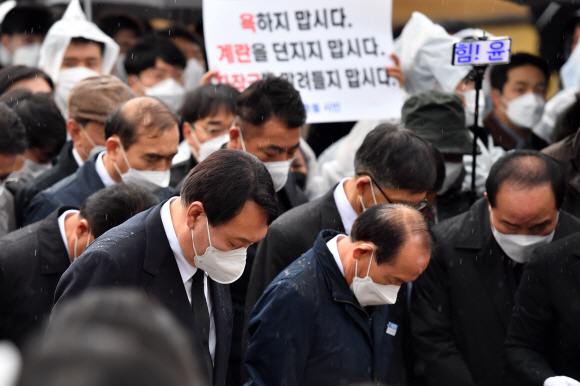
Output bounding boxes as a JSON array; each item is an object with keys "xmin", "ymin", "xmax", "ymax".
[
  {"xmin": 412, "ymin": 150, "xmax": 580, "ymax": 386},
  {"xmin": 224, "ymin": 75, "xmax": 309, "ymax": 384},
  {"xmin": 15, "ymin": 75, "xmax": 136, "ymax": 223},
  {"xmin": 24, "ymin": 97, "xmax": 178, "ymax": 226},
  {"xmin": 0, "ymin": 183, "xmax": 159, "ymax": 348},
  {"xmin": 54, "ymin": 150, "xmax": 279, "ymax": 386},
  {"xmin": 402, "ymin": 90, "xmax": 474, "ymax": 225},
  {"xmin": 245, "ymin": 204, "xmax": 431, "ymax": 386},
  {"xmin": 38, "ymin": 0, "xmax": 120, "ymax": 118},
  {"xmin": 125, "ymin": 36, "xmax": 187, "ymax": 111},
  {"xmin": 485, "ymin": 53, "xmax": 550, "ymax": 151},
  {"xmin": 0, "ymin": 4, "xmax": 53, "ymax": 67}
]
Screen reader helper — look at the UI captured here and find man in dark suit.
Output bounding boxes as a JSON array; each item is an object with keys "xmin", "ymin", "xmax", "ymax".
[
  {"xmin": 504, "ymin": 233, "xmax": 580, "ymax": 386},
  {"xmin": 24, "ymin": 96, "xmax": 179, "ymax": 225},
  {"xmin": 54, "ymin": 150, "xmax": 279, "ymax": 386},
  {"xmin": 0, "ymin": 184, "xmax": 158, "ymax": 347},
  {"xmin": 412, "ymin": 150, "xmax": 580, "ymax": 386},
  {"xmin": 15, "ymin": 75, "xmax": 135, "ymax": 225},
  {"xmin": 244, "ymin": 124, "xmax": 437, "ymax": 385}
]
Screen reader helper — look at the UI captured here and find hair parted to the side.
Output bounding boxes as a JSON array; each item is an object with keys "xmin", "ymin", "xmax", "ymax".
[
  {"xmin": 350, "ymin": 204, "xmax": 432, "ymax": 265},
  {"xmin": 354, "ymin": 124, "xmax": 437, "ymax": 193},
  {"xmin": 180, "ymin": 149, "xmax": 279, "ymax": 226}
]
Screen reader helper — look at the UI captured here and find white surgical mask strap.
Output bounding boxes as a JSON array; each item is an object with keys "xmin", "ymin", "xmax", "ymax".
[
  {"xmin": 86, "ymin": 229, "xmax": 91, "ymax": 249},
  {"xmin": 118, "ymin": 141, "xmax": 132, "ymax": 170},
  {"xmin": 238, "ymin": 127, "xmax": 247, "ymax": 152},
  {"xmin": 190, "ymin": 124, "xmax": 202, "ymax": 148},
  {"xmin": 205, "ymin": 215, "xmax": 212, "ymax": 247},
  {"xmin": 362, "ymin": 243, "xmax": 375, "ymax": 276},
  {"xmin": 80, "ymin": 123, "xmax": 98, "ymax": 148},
  {"xmin": 73, "ymin": 236, "xmax": 78, "ymax": 260}
]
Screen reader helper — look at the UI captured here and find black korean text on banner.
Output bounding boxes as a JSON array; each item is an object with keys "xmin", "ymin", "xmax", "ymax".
[{"xmin": 203, "ymin": 1, "xmax": 401, "ymax": 123}]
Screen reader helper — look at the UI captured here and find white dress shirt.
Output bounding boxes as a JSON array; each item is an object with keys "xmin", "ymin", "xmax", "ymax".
[
  {"xmin": 71, "ymin": 148, "xmax": 84, "ymax": 167},
  {"xmin": 326, "ymin": 234, "xmax": 346, "ymax": 278},
  {"xmin": 94, "ymin": 152, "xmax": 116, "ymax": 188},
  {"xmin": 160, "ymin": 198, "xmax": 216, "ymax": 363},
  {"xmin": 333, "ymin": 177, "xmax": 358, "ymax": 234},
  {"xmin": 58, "ymin": 209, "xmax": 79, "ymax": 263}
]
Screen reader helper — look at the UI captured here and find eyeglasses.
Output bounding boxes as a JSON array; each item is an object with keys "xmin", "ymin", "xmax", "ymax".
[
  {"xmin": 356, "ymin": 172, "xmax": 428, "ymax": 211},
  {"xmin": 192, "ymin": 123, "xmax": 230, "ymax": 136}
]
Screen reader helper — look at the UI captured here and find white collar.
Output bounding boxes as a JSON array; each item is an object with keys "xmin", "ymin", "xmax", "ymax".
[
  {"xmin": 57, "ymin": 209, "xmax": 79, "ymax": 263},
  {"xmin": 160, "ymin": 197, "xmax": 199, "ymax": 284},
  {"xmin": 333, "ymin": 178, "xmax": 358, "ymax": 234},
  {"xmin": 94, "ymin": 152, "xmax": 117, "ymax": 188},
  {"xmin": 71, "ymin": 147, "xmax": 84, "ymax": 167},
  {"xmin": 326, "ymin": 234, "xmax": 346, "ymax": 277}
]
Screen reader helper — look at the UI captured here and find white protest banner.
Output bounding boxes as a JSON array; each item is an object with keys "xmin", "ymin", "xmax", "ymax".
[{"xmin": 203, "ymin": 0, "xmax": 402, "ymax": 123}]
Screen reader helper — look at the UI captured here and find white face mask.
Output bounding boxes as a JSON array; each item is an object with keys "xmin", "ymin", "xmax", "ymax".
[
  {"xmin": 501, "ymin": 92, "xmax": 545, "ymax": 129},
  {"xmin": 19, "ymin": 158, "xmax": 51, "ymax": 178},
  {"xmin": 12, "ymin": 43, "xmax": 41, "ymax": 67},
  {"xmin": 438, "ymin": 162, "xmax": 464, "ymax": 195},
  {"xmin": 359, "ymin": 178, "xmax": 378, "ymax": 211},
  {"xmin": 112, "ymin": 142, "xmax": 170, "ymax": 193},
  {"xmin": 141, "ymin": 77, "xmax": 185, "ymax": 111},
  {"xmin": 349, "ymin": 243, "xmax": 400, "ymax": 306},
  {"xmin": 184, "ymin": 58, "xmax": 205, "ymax": 90},
  {"xmin": 55, "ymin": 67, "xmax": 101, "ymax": 117},
  {"xmin": 239, "ymin": 128, "xmax": 293, "ymax": 192},
  {"xmin": 490, "ymin": 211, "xmax": 557, "ymax": 264},
  {"xmin": 459, "ymin": 89, "xmax": 486, "ymax": 127},
  {"xmin": 113, "ymin": 53, "xmax": 127, "ymax": 81},
  {"xmin": 73, "ymin": 229, "xmax": 92, "ymax": 260},
  {"xmin": 191, "ymin": 215, "xmax": 248, "ymax": 284}
]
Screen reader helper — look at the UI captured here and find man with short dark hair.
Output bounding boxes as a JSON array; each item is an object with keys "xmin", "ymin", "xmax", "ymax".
[
  {"xmin": 25, "ymin": 96, "xmax": 178, "ymax": 225},
  {"xmin": 171, "ymin": 84, "xmax": 240, "ymax": 187},
  {"xmin": 0, "ymin": 102, "xmax": 26, "ymax": 237},
  {"xmin": 244, "ymin": 123, "xmax": 436, "ymax": 384},
  {"xmin": 125, "ymin": 36, "xmax": 186, "ymax": 108},
  {"xmin": 224, "ymin": 75, "xmax": 309, "ymax": 384},
  {"xmin": 2, "ymin": 90, "xmax": 66, "ymax": 195},
  {"xmin": 0, "ymin": 4, "xmax": 53, "ymax": 67},
  {"xmin": 245, "ymin": 204, "xmax": 431, "ymax": 386},
  {"xmin": 54, "ymin": 149, "xmax": 279, "ymax": 386},
  {"xmin": 15, "ymin": 75, "xmax": 136, "ymax": 225},
  {"xmin": 411, "ymin": 150, "xmax": 580, "ymax": 386},
  {"xmin": 486, "ymin": 53, "xmax": 550, "ymax": 151},
  {"xmin": 0, "ymin": 183, "xmax": 159, "ymax": 348}
]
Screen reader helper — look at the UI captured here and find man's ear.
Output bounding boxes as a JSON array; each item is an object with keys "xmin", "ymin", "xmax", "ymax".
[
  {"xmin": 0, "ymin": 35, "xmax": 11, "ymax": 52},
  {"xmin": 484, "ymin": 192, "xmax": 492, "ymax": 214},
  {"xmin": 354, "ymin": 175, "xmax": 370, "ymax": 197},
  {"xmin": 228, "ymin": 126, "xmax": 241, "ymax": 150},
  {"xmin": 352, "ymin": 243, "xmax": 374, "ymax": 261},
  {"xmin": 490, "ymin": 88, "xmax": 503, "ymax": 110},
  {"xmin": 74, "ymin": 218, "xmax": 90, "ymax": 238},
  {"xmin": 105, "ymin": 136, "xmax": 121, "ymax": 156},
  {"xmin": 67, "ymin": 119, "xmax": 81, "ymax": 144},
  {"xmin": 127, "ymin": 75, "xmax": 144, "ymax": 95},
  {"xmin": 186, "ymin": 201, "xmax": 205, "ymax": 230}
]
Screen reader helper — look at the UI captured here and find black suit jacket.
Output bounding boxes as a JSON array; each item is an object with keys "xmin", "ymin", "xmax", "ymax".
[
  {"xmin": 504, "ymin": 233, "xmax": 580, "ymax": 385},
  {"xmin": 15, "ymin": 141, "xmax": 79, "ymax": 226},
  {"xmin": 0, "ymin": 207, "xmax": 75, "ymax": 347},
  {"xmin": 54, "ymin": 203, "xmax": 233, "ymax": 386},
  {"xmin": 411, "ymin": 198, "xmax": 580, "ymax": 386}
]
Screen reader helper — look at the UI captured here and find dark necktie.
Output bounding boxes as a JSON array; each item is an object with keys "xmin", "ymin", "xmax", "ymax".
[{"xmin": 191, "ymin": 270, "xmax": 212, "ymax": 365}]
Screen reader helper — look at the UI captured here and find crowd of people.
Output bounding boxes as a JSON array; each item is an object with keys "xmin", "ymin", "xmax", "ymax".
[{"xmin": 0, "ymin": 1, "xmax": 579, "ymax": 386}]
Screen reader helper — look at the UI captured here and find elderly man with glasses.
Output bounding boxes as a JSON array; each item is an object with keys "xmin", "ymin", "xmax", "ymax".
[{"xmin": 243, "ymin": 123, "xmax": 437, "ymax": 385}]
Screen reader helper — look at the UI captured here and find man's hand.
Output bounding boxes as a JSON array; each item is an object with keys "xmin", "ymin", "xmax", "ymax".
[
  {"xmin": 200, "ymin": 70, "xmax": 220, "ymax": 85},
  {"xmin": 386, "ymin": 54, "xmax": 404, "ymax": 86}
]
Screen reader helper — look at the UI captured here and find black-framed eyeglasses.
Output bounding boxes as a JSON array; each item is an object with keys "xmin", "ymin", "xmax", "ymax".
[{"xmin": 357, "ymin": 172, "xmax": 428, "ymax": 211}]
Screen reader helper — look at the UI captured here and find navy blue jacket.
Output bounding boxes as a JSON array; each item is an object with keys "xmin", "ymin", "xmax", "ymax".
[
  {"xmin": 244, "ymin": 230, "xmax": 394, "ymax": 386},
  {"xmin": 54, "ymin": 203, "xmax": 232, "ymax": 386},
  {"xmin": 24, "ymin": 154, "xmax": 172, "ymax": 225}
]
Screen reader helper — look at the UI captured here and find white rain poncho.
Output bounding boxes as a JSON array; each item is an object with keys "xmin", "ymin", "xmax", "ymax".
[
  {"xmin": 394, "ymin": 12, "xmax": 470, "ymax": 96},
  {"xmin": 533, "ymin": 86, "xmax": 580, "ymax": 144},
  {"xmin": 38, "ymin": 0, "xmax": 119, "ymax": 84}
]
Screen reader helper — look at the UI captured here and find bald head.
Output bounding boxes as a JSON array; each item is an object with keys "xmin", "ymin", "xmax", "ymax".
[
  {"xmin": 486, "ymin": 150, "xmax": 565, "ymax": 210},
  {"xmin": 351, "ymin": 204, "xmax": 432, "ymax": 265},
  {"xmin": 106, "ymin": 96, "xmax": 179, "ymax": 150}
]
